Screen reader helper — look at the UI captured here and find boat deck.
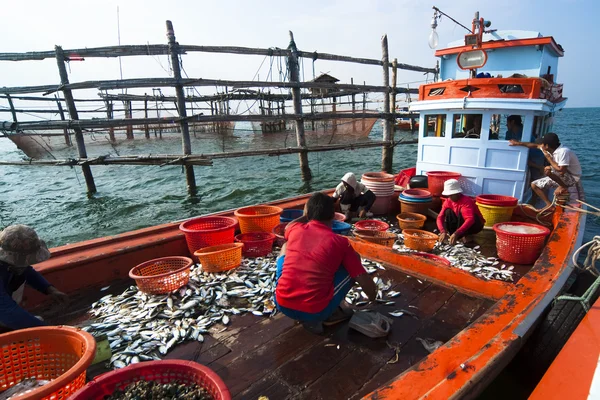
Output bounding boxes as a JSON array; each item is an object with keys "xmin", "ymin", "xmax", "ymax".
[{"xmin": 38, "ymin": 265, "xmax": 492, "ymax": 399}]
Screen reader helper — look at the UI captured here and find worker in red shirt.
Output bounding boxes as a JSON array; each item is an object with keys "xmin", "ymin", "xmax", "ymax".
[
  {"xmin": 436, "ymin": 179, "xmax": 485, "ymax": 245},
  {"xmin": 275, "ymin": 192, "xmax": 377, "ymax": 334}
]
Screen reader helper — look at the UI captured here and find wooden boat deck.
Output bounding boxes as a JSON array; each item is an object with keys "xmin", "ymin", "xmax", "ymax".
[{"xmin": 39, "ymin": 264, "xmax": 492, "ymax": 399}]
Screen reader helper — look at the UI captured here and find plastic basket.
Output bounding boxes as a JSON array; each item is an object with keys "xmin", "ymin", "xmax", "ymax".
[
  {"xmin": 179, "ymin": 216, "xmax": 237, "ymax": 255},
  {"xmin": 129, "ymin": 256, "xmax": 193, "ymax": 294},
  {"xmin": 279, "ymin": 209, "xmax": 304, "ymax": 222},
  {"xmin": 476, "ymin": 202, "xmax": 516, "ymax": 227},
  {"xmin": 354, "ymin": 219, "xmax": 390, "ymax": 232},
  {"xmin": 332, "ymin": 221, "xmax": 352, "ymax": 235},
  {"xmin": 272, "ymin": 222, "xmax": 289, "ymax": 247},
  {"xmin": 396, "ymin": 212, "xmax": 427, "ymax": 230},
  {"xmin": 402, "ymin": 229, "xmax": 439, "ymax": 252},
  {"xmin": 234, "ymin": 205, "xmax": 283, "ymax": 234},
  {"xmin": 69, "ymin": 360, "xmax": 230, "ymax": 400},
  {"xmin": 194, "ymin": 243, "xmax": 243, "ymax": 273},
  {"xmin": 334, "ymin": 212, "xmax": 346, "ymax": 221},
  {"xmin": 400, "ymin": 199, "xmax": 432, "ymax": 215},
  {"xmin": 475, "ymin": 194, "xmax": 518, "ymax": 207},
  {"xmin": 493, "ymin": 222, "xmax": 551, "ymax": 264},
  {"xmin": 426, "ymin": 171, "xmax": 462, "ymax": 196},
  {"xmin": 235, "ymin": 232, "xmax": 276, "ymax": 257},
  {"xmin": 354, "ymin": 230, "xmax": 398, "ymax": 247},
  {"xmin": 0, "ymin": 326, "xmax": 96, "ymax": 400},
  {"xmin": 395, "ymin": 167, "xmax": 416, "ymax": 187},
  {"xmin": 401, "ymin": 189, "xmax": 433, "ymax": 199}
]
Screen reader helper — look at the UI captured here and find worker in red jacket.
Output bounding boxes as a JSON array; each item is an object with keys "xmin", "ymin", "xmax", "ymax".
[{"xmin": 436, "ymin": 179, "xmax": 485, "ymax": 245}]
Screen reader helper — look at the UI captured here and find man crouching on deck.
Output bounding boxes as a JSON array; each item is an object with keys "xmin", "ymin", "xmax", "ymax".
[
  {"xmin": 437, "ymin": 179, "xmax": 485, "ymax": 245},
  {"xmin": 274, "ymin": 193, "xmax": 377, "ymax": 334}
]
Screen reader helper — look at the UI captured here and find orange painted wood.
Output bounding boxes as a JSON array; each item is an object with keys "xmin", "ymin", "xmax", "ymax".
[
  {"xmin": 529, "ymin": 298, "xmax": 600, "ymax": 400},
  {"xmin": 418, "ymin": 78, "xmax": 543, "ymax": 101},
  {"xmin": 434, "ymin": 36, "xmax": 564, "ymax": 57}
]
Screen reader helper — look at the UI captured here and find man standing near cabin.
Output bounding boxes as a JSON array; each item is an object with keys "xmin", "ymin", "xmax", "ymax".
[
  {"xmin": 275, "ymin": 193, "xmax": 377, "ymax": 334},
  {"xmin": 0, "ymin": 225, "xmax": 68, "ymax": 332},
  {"xmin": 332, "ymin": 172, "xmax": 376, "ymax": 221},
  {"xmin": 510, "ymin": 132, "xmax": 582, "ymax": 206},
  {"xmin": 437, "ymin": 180, "xmax": 485, "ymax": 245},
  {"xmin": 505, "ymin": 115, "xmax": 524, "ymax": 141}
]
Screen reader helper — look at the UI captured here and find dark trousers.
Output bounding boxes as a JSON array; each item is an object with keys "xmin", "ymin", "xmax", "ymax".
[
  {"xmin": 340, "ymin": 190, "xmax": 376, "ymax": 212},
  {"xmin": 443, "ymin": 209, "xmax": 484, "ymax": 238}
]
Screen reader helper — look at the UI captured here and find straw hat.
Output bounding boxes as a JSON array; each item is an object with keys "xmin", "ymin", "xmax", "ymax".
[
  {"xmin": 0, "ymin": 225, "xmax": 51, "ymax": 267},
  {"xmin": 441, "ymin": 179, "xmax": 463, "ymax": 196}
]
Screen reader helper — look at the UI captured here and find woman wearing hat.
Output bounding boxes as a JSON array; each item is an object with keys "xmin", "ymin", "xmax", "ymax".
[
  {"xmin": 0, "ymin": 225, "xmax": 67, "ymax": 332},
  {"xmin": 436, "ymin": 180, "xmax": 485, "ymax": 245}
]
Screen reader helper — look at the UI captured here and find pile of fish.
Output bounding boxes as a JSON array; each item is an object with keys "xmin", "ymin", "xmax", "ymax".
[
  {"xmin": 0, "ymin": 379, "xmax": 50, "ymax": 400},
  {"xmin": 83, "ymin": 255, "xmax": 279, "ymax": 369},
  {"xmin": 105, "ymin": 380, "xmax": 213, "ymax": 400}
]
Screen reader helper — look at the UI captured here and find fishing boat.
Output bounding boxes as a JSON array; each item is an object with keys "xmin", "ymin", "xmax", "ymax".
[{"xmin": 13, "ymin": 9, "xmax": 592, "ymax": 400}]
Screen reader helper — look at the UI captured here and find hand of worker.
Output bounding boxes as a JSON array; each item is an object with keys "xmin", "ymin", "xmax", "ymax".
[
  {"xmin": 448, "ymin": 233, "xmax": 458, "ymax": 246},
  {"xmin": 47, "ymin": 286, "xmax": 68, "ymax": 304},
  {"xmin": 508, "ymin": 140, "xmax": 520, "ymax": 146},
  {"xmin": 544, "ymin": 166, "xmax": 552, "ymax": 176},
  {"xmin": 555, "ymin": 186, "xmax": 568, "ymax": 196},
  {"xmin": 358, "ymin": 209, "xmax": 367, "ymax": 219},
  {"xmin": 438, "ymin": 232, "xmax": 447, "ymax": 243}
]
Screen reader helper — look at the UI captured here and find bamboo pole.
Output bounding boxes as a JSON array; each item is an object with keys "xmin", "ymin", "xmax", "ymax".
[
  {"xmin": 288, "ymin": 31, "xmax": 311, "ymax": 181},
  {"xmin": 351, "ymin": 77, "xmax": 356, "ymax": 133},
  {"xmin": 55, "ymin": 45, "xmax": 96, "ymax": 194},
  {"xmin": 105, "ymin": 100, "xmax": 116, "ymax": 142},
  {"xmin": 166, "ymin": 20, "xmax": 196, "ymax": 195},
  {"xmin": 391, "ymin": 58, "xmax": 398, "ymax": 136},
  {"xmin": 5, "ymin": 94, "xmax": 17, "ymax": 123},
  {"xmin": 380, "ymin": 35, "xmax": 393, "ymax": 173},
  {"xmin": 54, "ymin": 95, "xmax": 71, "ymax": 146},
  {"xmin": 144, "ymin": 94, "xmax": 150, "ymax": 138}
]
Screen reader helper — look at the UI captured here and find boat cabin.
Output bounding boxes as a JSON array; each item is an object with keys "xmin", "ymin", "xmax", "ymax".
[{"xmin": 410, "ymin": 30, "xmax": 567, "ymax": 201}]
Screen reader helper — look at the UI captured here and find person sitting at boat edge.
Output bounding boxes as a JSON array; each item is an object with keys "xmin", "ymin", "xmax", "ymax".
[
  {"xmin": 0, "ymin": 225, "xmax": 68, "ymax": 333},
  {"xmin": 437, "ymin": 180, "xmax": 485, "ymax": 245},
  {"xmin": 332, "ymin": 172, "xmax": 376, "ymax": 221},
  {"xmin": 510, "ymin": 132, "xmax": 582, "ymax": 207},
  {"xmin": 275, "ymin": 193, "xmax": 377, "ymax": 334}
]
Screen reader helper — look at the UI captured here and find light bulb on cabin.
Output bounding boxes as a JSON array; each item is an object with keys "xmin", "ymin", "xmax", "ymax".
[{"xmin": 428, "ymin": 15, "xmax": 439, "ymax": 49}]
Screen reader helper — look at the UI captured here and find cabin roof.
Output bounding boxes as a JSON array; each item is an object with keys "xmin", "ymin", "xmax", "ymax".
[
  {"xmin": 311, "ymin": 73, "xmax": 340, "ymax": 83},
  {"xmin": 435, "ymin": 30, "xmax": 564, "ymax": 57}
]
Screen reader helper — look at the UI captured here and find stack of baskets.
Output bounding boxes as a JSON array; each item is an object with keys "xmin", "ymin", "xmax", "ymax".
[
  {"xmin": 361, "ymin": 172, "xmax": 396, "ymax": 215},
  {"xmin": 476, "ymin": 195, "xmax": 518, "ymax": 227},
  {"xmin": 399, "ymin": 189, "xmax": 433, "ymax": 215}
]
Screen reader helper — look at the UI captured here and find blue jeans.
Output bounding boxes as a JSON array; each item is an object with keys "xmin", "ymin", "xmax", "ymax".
[{"xmin": 274, "ymin": 255, "xmax": 354, "ymax": 322}]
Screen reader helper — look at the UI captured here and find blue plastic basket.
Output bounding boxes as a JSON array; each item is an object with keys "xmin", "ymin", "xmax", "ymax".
[
  {"xmin": 332, "ymin": 221, "xmax": 352, "ymax": 235},
  {"xmin": 280, "ymin": 209, "xmax": 304, "ymax": 222}
]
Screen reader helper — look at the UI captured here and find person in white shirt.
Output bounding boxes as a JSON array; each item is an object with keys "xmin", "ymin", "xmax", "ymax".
[
  {"xmin": 332, "ymin": 172, "xmax": 376, "ymax": 221},
  {"xmin": 510, "ymin": 132, "xmax": 582, "ymax": 206}
]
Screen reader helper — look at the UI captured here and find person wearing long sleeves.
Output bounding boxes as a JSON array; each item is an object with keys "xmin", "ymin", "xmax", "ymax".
[
  {"xmin": 0, "ymin": 225, "xmax": 67, "ymax": 332},
  {"xmin": 436, "ymin": 180, "xmax": 485, "ymax": 245},
  {"xmin": 332, "ymin": 172, "xmax": 376, "ymax": 221}
]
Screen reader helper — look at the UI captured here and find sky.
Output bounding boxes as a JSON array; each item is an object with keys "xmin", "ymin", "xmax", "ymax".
[{"xmin": 0, "ymin": 0, "xmax": 598, "ymax": 115}]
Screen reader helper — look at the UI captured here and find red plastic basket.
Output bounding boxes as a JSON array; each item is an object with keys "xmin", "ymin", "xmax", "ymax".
[
  {"xmin": 401, "ymin": 189, "xmax": 433, "ymax": 199},
  {"xmin": 235, "ymin": 232, "xmax": 276, "ymax": 257},
  {"xmin": 69, "ymin": 360, "xmax": 231, "ymax": 400},
  {"xmin": 354, "ymin": 219, "xmax": 390, "ymax": 232},
  {"xmin": 476, "ymin": 194, "xmax": 518, "ymax": 207},
  {"xmin": 334, "ymin": 212, "xmax": 346, "ymax": 221},
  {"xmin": 272, "ymin": 223, "xmax": 289, "ymax": 247},
  {"xmin": 129, "ymin": 256, "xmax": 193, "ymax": 294},
  {"xmin": 179, "ymin": 216, "xmax": 237, "ymax": 255},
  {"xmin": 0, "ymin": 326, "xmax": 96, "ymax": 400},
  {"xmin": 395, "ymin": 167, "xmax": 416, "ymax": 187},
  {"xmin": 493, "ymin": 222, "xmax": 551, "ymax": 264},
  {"xmin": 426, "ymin": 171, "xmax": 462, "ymax": 196}
]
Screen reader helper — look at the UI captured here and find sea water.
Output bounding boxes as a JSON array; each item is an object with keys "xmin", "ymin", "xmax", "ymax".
[{"xmin": 0, "ymin": 108, "xmax": 598, "ymax": 248}]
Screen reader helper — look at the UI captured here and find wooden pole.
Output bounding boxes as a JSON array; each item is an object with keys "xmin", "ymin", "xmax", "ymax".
[
  {"xmin": 380, "ymin": 35, "xmax": 393, "ymax": 173},
  {"xmin": 144, "ymin": 94, "xmax": 150, "ymax": 138},
  {"xmin": 55, "ymin": 45, "xmax": 96, "ymax": 194},
  {"xmin": 287, "ymin": 31, "xmax": 312, "ymax": 181},
  {"xmin": 124, "ymin": 100, "xmax": 134, "ymax": 139},
  {"xmin": 5, "ymin": 94, "xmax": 17, "ymax": 123},
  {"xmin": 54, "ymin": 95, "xmax": 71, "ymax": 146},
  {"xmin": 166, "ymin": 20, "xmax": 196, "ymax": 194},
  {"xmin": 351, "ymin": 77, "xmax": 356, "ymax": 133},
  {"xmin": 391, "ymin": 58, "xmax": 398, "ymax": 134},
  {"xmin": 105, "ymin": 100, "xmax": 116, "ymax": 142}
]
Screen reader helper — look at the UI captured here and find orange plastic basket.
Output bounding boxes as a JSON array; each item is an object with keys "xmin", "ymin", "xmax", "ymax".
[
  {"xmin": 69, "ymin": 360, "xmax": 230, "ymax": 400},
  {"xmin": 354, "ymin": 230, "xmax": 398, "ymax": 247},
  {"xmin": 179, "ymin": 216, "xmax": 237, "ymax": 255},
  {"xmin": 403, "ymin": 229, "xmax": 439, "ymax": 252},
  {"xmin": 396, "ymin": 212, "xmax": 427, "ymax": 230},
  {"xmin": 194, "ymin": 243, "xmax": 243, "ymax": 273},
  {"xmin": 129, "ymin": 256, "xmax": 193, "ymax": 294},
  {"xmin": 234, "ymin": 205, "xmax": 283, "ymax": 234},
  {"xmin": 0, "ymin": 326, "xmax": 96, "ymax": 400}
]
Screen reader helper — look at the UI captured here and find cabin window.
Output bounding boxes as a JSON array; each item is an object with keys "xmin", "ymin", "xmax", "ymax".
[
  {"xmin": 452, "ymin": 113, "xmax": 483, "ymax": 139},
  {"xmin": 423, "ymin": 114, "xmax": 446, "ymax": 137},
  {"xmin": 488, "ymin": 114, "xmax": 527, "ymax": 141}
]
